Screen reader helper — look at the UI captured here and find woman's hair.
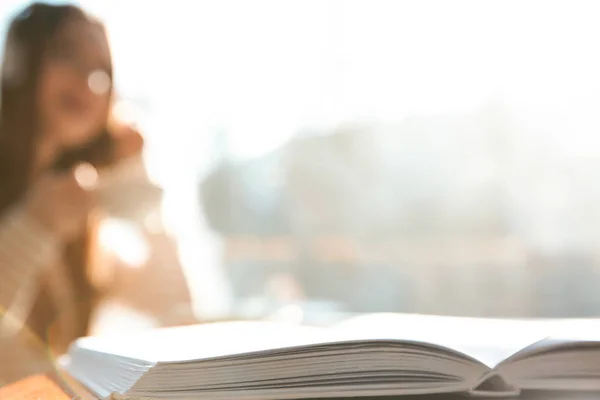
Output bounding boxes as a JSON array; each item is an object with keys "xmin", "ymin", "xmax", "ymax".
[
  {"xmin": 0, "ymin": 2, "xmax": 116, "ymax": 346},
  {"xmin": 0, "ymin": 2, "xmax": 114, "ymax": 210}
]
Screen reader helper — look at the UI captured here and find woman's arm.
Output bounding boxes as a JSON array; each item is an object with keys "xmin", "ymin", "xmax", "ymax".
[{"xmin": 0, "ymin": 205, "xmax": 60, "ymax": 318}]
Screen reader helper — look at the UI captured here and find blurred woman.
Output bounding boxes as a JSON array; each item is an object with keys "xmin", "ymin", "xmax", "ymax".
[{"xmin": 0, "ymin": 2, "xmax": 143, "ymax": 384}]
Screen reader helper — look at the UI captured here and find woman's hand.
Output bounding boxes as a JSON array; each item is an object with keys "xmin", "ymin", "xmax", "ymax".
[
  {"xmin": 24, "ymin": 168, "xmax": 94, "ymax": 241},
  {"xmin": 111, "ymin": 124, "xmax": 144, "ymax": 160}
]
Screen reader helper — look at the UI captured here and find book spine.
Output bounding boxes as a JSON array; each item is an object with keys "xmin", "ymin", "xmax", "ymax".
[{"xmin": 468, "ymin": 371, "xmax": 521, "ymax": 398}]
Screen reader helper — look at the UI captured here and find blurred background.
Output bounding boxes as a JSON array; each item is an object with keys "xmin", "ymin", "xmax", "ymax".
[{"xmin": 5, "ymin": 0, "xmax": 600, "ymax": 332}]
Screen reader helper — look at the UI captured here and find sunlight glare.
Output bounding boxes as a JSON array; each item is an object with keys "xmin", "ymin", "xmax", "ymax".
[
  {"xmin": 74, "ymin": 163, "xmax": 98, "ymax": 190},
  {"xmin": 98, "ymin": 218, "xmax": 150, "ymax": 268}
]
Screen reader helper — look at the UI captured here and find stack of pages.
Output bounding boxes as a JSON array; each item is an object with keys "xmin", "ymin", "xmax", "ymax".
[{"xmin": 61, "ymin": 314, "xmax": 600, "ymax": 399}]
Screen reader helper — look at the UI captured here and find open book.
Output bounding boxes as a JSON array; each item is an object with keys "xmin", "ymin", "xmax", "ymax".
[{"xmin": 61, "ymin": 314, "xmax": 600, "ymax": 399}]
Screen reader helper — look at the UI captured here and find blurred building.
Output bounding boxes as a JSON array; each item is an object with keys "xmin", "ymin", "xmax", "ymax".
[{"xmin": 199, "ymin": 104, "xmax": 600, "ymax": 319}]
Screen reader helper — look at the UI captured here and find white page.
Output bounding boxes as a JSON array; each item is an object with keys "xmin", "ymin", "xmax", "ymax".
[
  {"xmin": 73, "ymin": 314, "xmax": 600, "ymax": 367},
  {"xmin": 72, "ymin": 321, "xmax": 336, "ymax": 362},
  {"xmin": 500, "ymin": 318, "xmax": 600, "ymax": 363},
  {"xmin": 73, "ymin": 317, "xmax": 484, "ymax": 366},
  {"xmin": 334, "ymin": 314, "xmax": 564, "ymax": 368},
  {"xmin": 71, "ymin": 315, "xmax": 533, "ymax": 367}
]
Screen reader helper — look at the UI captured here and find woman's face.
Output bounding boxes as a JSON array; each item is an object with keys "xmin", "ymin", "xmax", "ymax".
[{"xmin": 37, "ymin": 17, "xmax": 112, "ymax": 150}]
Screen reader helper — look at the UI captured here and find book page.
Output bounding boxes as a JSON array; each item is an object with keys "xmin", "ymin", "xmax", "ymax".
[
  {"xmin": 499, "ymin": 318, "xmax": 600, "ymax": 363},
  {"xmin": 72, "ymin": 321, "xmax": 333, "ymax": 362},
  {"xmin": 71, "ymin": 315, "xmax": 537, "ymax": 367},
  {"xmin": 334, "ymin": 314, "xmax": 552, "ymax": 368},
  {"xmin": 72, "ymin": 314, "xmax": 600, "ymax": 368}
]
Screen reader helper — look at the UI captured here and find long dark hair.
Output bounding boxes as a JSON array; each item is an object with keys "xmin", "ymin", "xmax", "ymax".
[
  {"xmin": 0, "ymin": 2, "xmax": 115, "ymax": 211},
  {"xmin": 0, "ymin": 2, "xmax": 116, "ymax": 346}
]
